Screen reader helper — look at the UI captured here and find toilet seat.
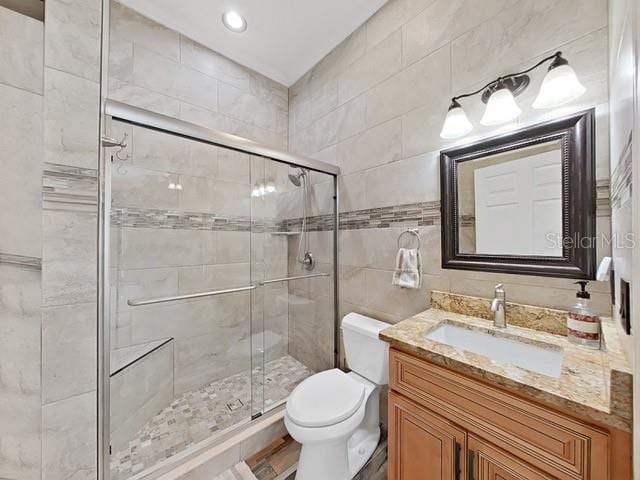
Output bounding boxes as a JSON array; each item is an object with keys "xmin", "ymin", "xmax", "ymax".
[{"xmin": 286, "ymin": 369, "xmax": 365, "ymax": 428}]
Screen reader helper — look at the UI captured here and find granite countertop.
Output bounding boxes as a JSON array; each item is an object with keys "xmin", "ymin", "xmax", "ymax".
[{"xmin": 380, "ymin": 307, "xmax": 633, "ymax": 432}]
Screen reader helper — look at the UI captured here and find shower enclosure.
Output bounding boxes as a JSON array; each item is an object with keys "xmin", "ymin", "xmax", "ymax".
[{"xmin": 99, "ymin": 102, "xmax": 338, "ymax": 479}]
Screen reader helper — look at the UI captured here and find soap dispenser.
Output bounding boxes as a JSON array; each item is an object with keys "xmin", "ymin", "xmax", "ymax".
[{"xmin": 567, "ymin": 281, "xmax": 601, "ymax": 349}]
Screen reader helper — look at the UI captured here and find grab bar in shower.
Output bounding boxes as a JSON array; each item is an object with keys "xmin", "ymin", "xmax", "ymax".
[
  {"xmin": 127, "ymin": 284, "xmax": 257, "ymax": 307},
  {"xmin": 259, "ymin": 273, "xmax": 330, "ymax": 286}
]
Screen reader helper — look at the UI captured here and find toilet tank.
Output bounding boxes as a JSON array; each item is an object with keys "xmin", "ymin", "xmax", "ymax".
[{"xmin": 342, "ymin": 313, "xmax": 390, "ymax": 385}]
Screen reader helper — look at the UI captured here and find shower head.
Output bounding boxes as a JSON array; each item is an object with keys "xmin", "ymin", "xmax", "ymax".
[
  {"xmin": 288, "ymin": 168, "xmax": 307, "ymax": 187},
  {"xmin": 288, "ymin": 173, "xmax": 302, "ymax": 187}
]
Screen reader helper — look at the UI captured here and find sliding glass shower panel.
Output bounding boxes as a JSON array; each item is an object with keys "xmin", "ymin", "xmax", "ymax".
[
  {"xmin": 261, "ymin": 164, "xmax": 337, "ymax": 412},
  {"xmin": 107, "ymin": 120, "xmax": 258, "ymax": 480}
]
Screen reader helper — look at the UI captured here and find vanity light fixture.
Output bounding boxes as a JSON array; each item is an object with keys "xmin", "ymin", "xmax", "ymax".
[
  {"xmin": 222, "ymin": 10, "xmax": 247, "ymax": 33},
  {"xmin": 440, "ymin": 51, "xmax": 585, "ymax": 139}
]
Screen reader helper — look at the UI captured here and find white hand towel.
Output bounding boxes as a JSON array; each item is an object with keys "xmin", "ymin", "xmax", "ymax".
[{"xmin": 392, "ymin": 248, "xmax": 422, "ymax": 289}]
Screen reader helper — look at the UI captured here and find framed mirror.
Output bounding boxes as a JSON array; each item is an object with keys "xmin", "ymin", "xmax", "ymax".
[{"xmin": 440, "ymin": 109, "xmax": 596, "ymax": 279}]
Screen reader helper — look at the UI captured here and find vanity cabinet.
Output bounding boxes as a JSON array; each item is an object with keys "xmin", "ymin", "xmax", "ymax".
[
  {"xmin": 387, "ymin": 348, "xmax": 631, "ymax": 480},
  {"xmin": 389, "ymin": 391, "xmax": 466, "ymax": 480}
]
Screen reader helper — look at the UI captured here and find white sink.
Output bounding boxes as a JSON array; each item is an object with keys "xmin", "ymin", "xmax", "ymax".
[{"xmin": 425, "ymin": 322, "xmax": 563, "ymax": 378}]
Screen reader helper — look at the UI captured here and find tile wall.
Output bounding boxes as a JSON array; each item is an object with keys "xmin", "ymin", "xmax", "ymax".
[
  {"xmin": 1, "ymin": 0, "xmax": 297, "ymax": 478},
  {"xmin": 284, "ymin": 171, "xmax": 337, "ymax": 373},
  {"xmin": 0, "ymin": 6, "xmax": 43, "ymax": 480},
  {"xmin": 288, "ymin": 0, "xmax": 614, "ymax": 329},
  {"xmin": 608, "ymin": 0, "xmax": 635, "ymax": 360},
  {"xmin": 106, "ymin": 2, "xmax": 339, "ymax": 433},
  {"xmin": 41, "ymin": 0, "xmax": 102, "ymax": 476},
  {"xmin": 1, "ymin": 0, "xmax": 619, "ymax": 478},
  {"xmin": 108, "ymin": 122, "xmax": 292, "ymax": 396},
  {"xmin": 108, "ymin": 0, "xmax": 288, "ymax": 150}
]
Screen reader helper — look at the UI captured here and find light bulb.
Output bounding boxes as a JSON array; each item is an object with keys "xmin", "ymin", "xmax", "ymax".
[
  {"xmin": 440, "ymin": 100, "xmax": 473, "ymax": 139},
  {"xmin": 533, "ymin": 61, "xmax": 586, "ymax": 109},
  {"xmin": 481, "ymin": 87, "xmax": 522, "ymax": 126},
  {"xmin": 266, "ymin": 180, "xmax": 276, "ymax": 193},
  {"xmin": 222, "ymin": 11, "xmax": 247, "ymax": 32}
]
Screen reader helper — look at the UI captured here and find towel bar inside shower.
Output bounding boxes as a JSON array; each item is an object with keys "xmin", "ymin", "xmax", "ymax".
[
  {"xmin": 127, "ymin": 273, "xmax": 330, "ymax": 306},
  {"xmin": 259, "ymin": 273, "xmax": 330, "ymax": 285},
  {"xmin": 127, "ymin": 284, "xmax": 258, "ymax": 307}
]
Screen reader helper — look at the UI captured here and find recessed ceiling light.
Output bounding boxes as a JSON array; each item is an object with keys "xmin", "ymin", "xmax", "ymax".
[{"xmin": 222, "ymin": 11, "xmax": 247, "ymax": 33}]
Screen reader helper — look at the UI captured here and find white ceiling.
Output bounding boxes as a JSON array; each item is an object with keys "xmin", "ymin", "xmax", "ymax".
[{"xmin": 119, "ymin": 0, "xmax": 388, "ymax": 86}]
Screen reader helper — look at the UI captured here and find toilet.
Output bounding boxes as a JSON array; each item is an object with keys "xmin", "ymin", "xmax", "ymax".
[{"xmin": 284, "ymin": 313, "xmax": 390, "ymax": 480}]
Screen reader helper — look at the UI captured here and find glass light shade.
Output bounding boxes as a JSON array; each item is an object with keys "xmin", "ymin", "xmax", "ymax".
[
  {"xmin": 440, "ymin": 105, "xmax": 473, "ymax": 139},
  {"xmin": 480, "ymin": 88, "xmax": 522, "ymax": 126},
  {"xmin": 532, "ymin": 64, "xmax": 586, "ymax": 109}
]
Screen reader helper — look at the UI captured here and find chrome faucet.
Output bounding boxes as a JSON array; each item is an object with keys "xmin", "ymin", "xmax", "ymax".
[{"xmin": 491, "ymin": 284, "xmax": 506, "ymax": 328}]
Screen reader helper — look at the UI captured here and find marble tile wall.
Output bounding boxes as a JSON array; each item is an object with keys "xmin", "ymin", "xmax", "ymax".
[
  {"xmin": 289, "ymin": 0, "xmax": 613, "ymax": 326},
  {"xmin": 284, "ymin": 169, "xmax": 337, "ymax": 373},
  {"xmin": 107, "ymin": 1, "xmax": 344, "ymax": 397},
  {"xmin": 110, "ymin": 341, "xmax": 175, "ymax": 453},
  {"xmin": 3, "ymin": 1, "xmax": 616, "ymax": 479},
  {"xmin": 108, "ymin": 0, "xmax": 288, "ymax": 150},
  {"xmin": 103, "ymin": 3, "xmax": 298, "ymax": 475},
  {"xmin": 40, "ymin": 0, "xmax": 102, "ymax": 477},
  {"xmin": 106, "ymin": 0, "xmax": 298, "ymax": 411},
  {"xmin": 0, "ymin": 6, "xmax": 43, "ymax": 480},
  {"xmin": 0, "ymin": 263, "xmax": 42, "ymax": 480},
  {"xmin": 607, "ymin": 0, "xmax": 635, "ymax": 361},
  {"xmin": 109, "ymin": 127, "xmax": 291, "ymax": 396}
]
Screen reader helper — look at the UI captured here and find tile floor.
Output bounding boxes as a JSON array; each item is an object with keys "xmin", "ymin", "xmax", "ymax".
[{"xmin": 110, "ymin": 355, "xmax": 314, "ymax": 480}]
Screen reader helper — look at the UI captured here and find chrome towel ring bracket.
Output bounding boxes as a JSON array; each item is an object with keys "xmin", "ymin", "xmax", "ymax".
[{"xmin": 397, "ymin": 228, "xmax": 421, "ymax": 250}]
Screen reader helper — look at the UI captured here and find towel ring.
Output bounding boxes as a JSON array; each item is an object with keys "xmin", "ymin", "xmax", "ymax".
[{"xmin": 397, "ymin": 228, "xmax": 421, "ymax": 250}]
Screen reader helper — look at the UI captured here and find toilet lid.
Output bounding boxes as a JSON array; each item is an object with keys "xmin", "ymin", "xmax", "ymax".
[{"xmin": 286, "ymin": 369, "xmax": 365, "ymax": 428}]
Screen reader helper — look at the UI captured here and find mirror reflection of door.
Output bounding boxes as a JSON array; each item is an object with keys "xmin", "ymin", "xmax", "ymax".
[{"xmin": 458, "ymin": 140, "xmax": 563, "ymax": 257}]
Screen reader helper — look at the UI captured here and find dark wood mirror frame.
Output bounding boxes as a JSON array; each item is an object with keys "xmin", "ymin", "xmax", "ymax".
[{"xmin": 440, "ymin": 109, "xmax": 596, "ymax": 279}]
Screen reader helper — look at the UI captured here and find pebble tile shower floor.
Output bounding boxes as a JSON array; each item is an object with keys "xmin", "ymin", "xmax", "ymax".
[{"xmin": 110, "ymin": 355, "xmax": 314, "ymax": 480}]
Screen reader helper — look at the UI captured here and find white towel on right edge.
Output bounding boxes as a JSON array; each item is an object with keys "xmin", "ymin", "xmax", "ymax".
[{"xmin": 392, "ymin": 248, "xmax": 422, "ymax": 289}]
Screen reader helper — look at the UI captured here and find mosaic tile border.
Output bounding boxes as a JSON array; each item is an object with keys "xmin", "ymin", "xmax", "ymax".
[
  {"xmin": 108, "ymin": 185, "xmax": 611, "ymax": 233},
  {"xmin": 611, "ymin": 135, "xmax": 632, "ymax": 210},
  {"xmin": 111, "ymin": 207, "xmax": 279, "ymax": 232},
  {"xmin": 596, "ymin": 179, "xmax": 611, "ymax": 217},
  {"xmin": 459, "ymin": 215, "xmax": 475, "ymax": 228},
  {"xmin": 281, "ymin": 201, "xmax": 441, "ymax": 232},
  {"xmin": 42, "ymin": 163, "xmax": 98, "ymax": 212},
  {"xmin": 0, "ymin": 252, "xmax": 42, "ymax": 270},
  {"xmin": 339, "ymin": 201, "xmax": 440, "ymax": 230}
]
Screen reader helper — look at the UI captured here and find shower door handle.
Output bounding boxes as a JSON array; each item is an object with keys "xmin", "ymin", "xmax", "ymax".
[{"xmin": 127, "ymin": 284, "xmax": 257, "ymax": 307}]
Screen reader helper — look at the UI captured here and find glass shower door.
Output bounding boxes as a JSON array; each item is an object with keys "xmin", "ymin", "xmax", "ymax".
[
  {"xmin": 107, "ymin": 119, "xmax": 263, "ymax": 479},
  {"xmin": 254, "ymin": 158, "xmax": 337, "ymax": 413}
]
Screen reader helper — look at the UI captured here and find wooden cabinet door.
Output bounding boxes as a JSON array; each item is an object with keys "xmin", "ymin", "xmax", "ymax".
[
  {"xmin": 468, "ymin": 435, "xmax": 554, "ymax": 480},
  {"xmin": 389, "ymin": 391, "xmax": 466, "ymax": 480}
]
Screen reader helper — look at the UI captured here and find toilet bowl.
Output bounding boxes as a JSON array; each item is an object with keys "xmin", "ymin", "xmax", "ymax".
[{"xmin": 285, "ymin": 313, "xmax": 389, "ymax": 480}]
